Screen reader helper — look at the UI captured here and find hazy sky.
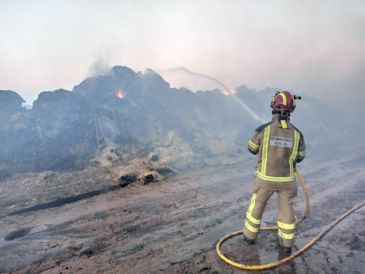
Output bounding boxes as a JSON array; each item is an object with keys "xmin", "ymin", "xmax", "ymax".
[{"xmin": 1, "ymin": 0, "xmax": 365, "ymax": 104}]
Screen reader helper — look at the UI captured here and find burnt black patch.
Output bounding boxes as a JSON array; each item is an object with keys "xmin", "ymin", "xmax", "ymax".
[
  {"xmin": 5, "ymin": 227, "xmax": 32, "ymax": 241},
  {"xmin": 8, "ymin": 185, "xmax": 119, "ymax": 216},
  {"xmin": 143, "ymin": 174, "xmax": 155, "ymax": 184},
  {"xmin": 119, "ymin": 174, "xmax": 137, "ymax": 187}
]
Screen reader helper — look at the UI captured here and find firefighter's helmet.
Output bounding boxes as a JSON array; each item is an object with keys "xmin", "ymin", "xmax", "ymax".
[{"xmin": 271, "ymin": 91, "xmax": 296, "ymax": 113}]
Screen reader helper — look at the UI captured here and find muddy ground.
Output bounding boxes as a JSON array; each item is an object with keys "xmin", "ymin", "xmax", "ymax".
[{"xmin": 0, "ymin": 148, "xmax": 364, "ymax": 274}]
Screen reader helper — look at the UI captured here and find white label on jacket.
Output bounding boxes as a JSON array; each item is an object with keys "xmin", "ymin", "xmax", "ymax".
[{"xmin": 270, "ymin": 136, "xmax": 293, "ymax": 148}]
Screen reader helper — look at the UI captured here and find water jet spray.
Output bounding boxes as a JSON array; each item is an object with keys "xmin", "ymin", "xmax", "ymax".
[{"xmin": 159, "ymin": 67, "xmax": 265, "ymax": 123}]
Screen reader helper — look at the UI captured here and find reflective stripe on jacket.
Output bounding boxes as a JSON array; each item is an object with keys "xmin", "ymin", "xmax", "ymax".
[{"xmin": 247, "ymin": 115, "xmax": 305, "ymax": 182}]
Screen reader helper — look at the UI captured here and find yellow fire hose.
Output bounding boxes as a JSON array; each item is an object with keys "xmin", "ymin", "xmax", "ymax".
[{"xmin": 216, "ymin": 167, "xmax": 365, "ymax": 271}]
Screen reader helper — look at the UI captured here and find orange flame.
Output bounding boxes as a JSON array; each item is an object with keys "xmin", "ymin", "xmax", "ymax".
[{"xmin": 116, "ymin": 90, "xmax": 125, "ymax": 99}]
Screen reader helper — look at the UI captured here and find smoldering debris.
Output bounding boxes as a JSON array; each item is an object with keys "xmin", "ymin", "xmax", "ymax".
[{"xmin": 0, "ymin": 65, "xmax": 363, "ymax": 177}]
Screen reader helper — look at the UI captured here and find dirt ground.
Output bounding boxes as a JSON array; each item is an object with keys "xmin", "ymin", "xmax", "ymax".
[{"xmin": 0, "ymin": 151, "xmax": 364, "ymax": 274}]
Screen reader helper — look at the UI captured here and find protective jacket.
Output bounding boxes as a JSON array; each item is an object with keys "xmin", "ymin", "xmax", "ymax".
[{"xmin": 248, "ymin": 114, "xmax": 305, "ymax": 182}]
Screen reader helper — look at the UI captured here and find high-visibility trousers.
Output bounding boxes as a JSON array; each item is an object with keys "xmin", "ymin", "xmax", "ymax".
[{"xmin": 243, "ymin": 179, "xmax": 298, "ymax": 248}]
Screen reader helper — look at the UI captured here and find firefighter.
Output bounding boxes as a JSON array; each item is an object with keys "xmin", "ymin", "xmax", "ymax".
[{"xmin": 243, "ymin": 91, "xmax": 305, "ymax": 254}]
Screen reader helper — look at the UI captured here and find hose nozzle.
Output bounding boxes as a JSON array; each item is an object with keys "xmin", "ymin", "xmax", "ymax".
[{"xmin": 294, "ymin": 95, "xmax": 302, "ymax": 100}]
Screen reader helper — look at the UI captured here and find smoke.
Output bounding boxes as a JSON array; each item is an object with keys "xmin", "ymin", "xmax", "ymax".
[
  {"xmin": 88, "ymin": 55, "xmax": 112, "ymax": 77},
  {"xmin": 165, "ymin": 67, "xmax": 231, "ymax": 92},
  {"xmin": 160, "ymin": 66, "xmax": 264, "ymax": 123}
]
